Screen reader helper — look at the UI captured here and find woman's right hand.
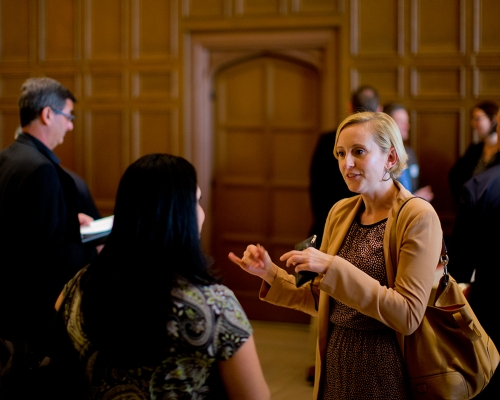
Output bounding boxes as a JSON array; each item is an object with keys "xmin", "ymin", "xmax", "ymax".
[{"xmin": 228, "ymin": 244, "xmax": 277, "ymax": 285}]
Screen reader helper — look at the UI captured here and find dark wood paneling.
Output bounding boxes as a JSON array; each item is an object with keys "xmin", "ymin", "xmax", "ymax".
[
  {"xmin": 351, "ymin": 0, "xmax": 400, "ymax": 56},
  {"xmin": 132, "ymin": 108, "xmax": 175, "ymax": 157},
  {"xmin": 85, "ymin": 109, "xmax": 126, "ymax": 200},
  {"xmin": 132, "ymin": 0, "xmax": 173, "ymax": 60},
  {"xmin": 411, "ymin": 66, "xmax": 465, "ymax": 99},
  {"xmin": 0, "ymin": 108, "xmax": 19, "ymax": 149},
  {"xmin": 40, "ymin": 0, "xmax": 76, "ymax": 62},
  {"xmin": 84, "ymin": 0, "xmax": 124, "ymax": 61},
  {"xmin": 414, "ymin": 108, "xmax": 461, "ymax": 235},
  {"xmin": 183, "ymin": 0, "xmax": 226, "ymax": 18},
  {"xmin": 351, "ymin": 67, "xmax": 402, "ymax": 98},
  {"xmin": 474, "ymin": 66, "xmax": 500, "ymax": 97},
  {"xmin": 474, "ymin": 0, "xmax": 500, "ymax": 54},
  {"xmin": 0, "ymin": 0, "xmax": 30, "ymax": 62},
  {"xmin": 411, "ymin": 0, "xmax": 464, "ymax": 55}
]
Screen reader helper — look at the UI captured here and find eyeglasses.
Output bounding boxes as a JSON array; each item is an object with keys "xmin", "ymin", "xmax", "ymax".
[{"xmin": 50, "ymin": 107, "xmax": 75, "ymax": 121}]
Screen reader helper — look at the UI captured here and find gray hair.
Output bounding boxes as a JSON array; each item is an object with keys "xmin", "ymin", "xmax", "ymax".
[{"xmin": 18, "ymin": 77, "xmax": 76, "ymax": 127}]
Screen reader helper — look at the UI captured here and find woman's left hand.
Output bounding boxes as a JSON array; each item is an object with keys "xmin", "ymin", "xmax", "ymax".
[{"xmin": 279, "ymin": 247, "xmax": 334, "ymax": 275}]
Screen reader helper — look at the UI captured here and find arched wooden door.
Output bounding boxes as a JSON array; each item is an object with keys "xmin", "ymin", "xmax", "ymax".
[{"xmin": 211, "ymin": 55, "xmax": 321, "ymax": 324}]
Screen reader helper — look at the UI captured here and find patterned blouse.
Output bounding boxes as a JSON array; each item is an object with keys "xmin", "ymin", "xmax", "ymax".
[{"xmin": 61, "ymin": 267, "xmax": 253, "ymax": 399}]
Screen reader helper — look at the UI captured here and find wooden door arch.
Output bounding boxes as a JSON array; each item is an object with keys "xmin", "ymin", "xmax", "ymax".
[{"xmin": 185, "ymin": 30, "xmax": 338, "ymax": 323}]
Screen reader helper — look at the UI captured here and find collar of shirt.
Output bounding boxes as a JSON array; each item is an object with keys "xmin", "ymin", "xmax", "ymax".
[{"xmin": 16, "ymin": 131, "xmax": 60, "ymax": 165}]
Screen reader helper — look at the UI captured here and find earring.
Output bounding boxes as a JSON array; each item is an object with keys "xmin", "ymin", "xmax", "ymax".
[{"xmin": 382, "ymin": 169, "xmax": 391, "ymax": 181}]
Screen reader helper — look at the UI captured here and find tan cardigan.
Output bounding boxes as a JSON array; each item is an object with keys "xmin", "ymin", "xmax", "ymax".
[{"xmin": 259, "ymin": 181, "xmax": 442, "ymax": 399}]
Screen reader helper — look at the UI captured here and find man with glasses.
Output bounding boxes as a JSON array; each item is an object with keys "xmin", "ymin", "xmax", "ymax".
[{"xmin": 0, "ymin": 77, "xmax": 100, "ymax": 371}]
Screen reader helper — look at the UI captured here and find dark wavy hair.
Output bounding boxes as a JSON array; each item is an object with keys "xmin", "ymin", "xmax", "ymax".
[{"xmin": 80, "ymin": 153, "xmax": 215, "ymax": 365}]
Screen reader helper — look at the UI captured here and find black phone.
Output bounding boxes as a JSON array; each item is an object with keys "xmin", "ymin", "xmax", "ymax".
[{"xmin": 294, "ymin": 235, "xmax": 318, "ymax": 287}]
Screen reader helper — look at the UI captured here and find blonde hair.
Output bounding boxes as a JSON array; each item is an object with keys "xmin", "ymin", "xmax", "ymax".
[{"xmin": 333, "ymin": 111, "xmax": 408, "ymax": 179}]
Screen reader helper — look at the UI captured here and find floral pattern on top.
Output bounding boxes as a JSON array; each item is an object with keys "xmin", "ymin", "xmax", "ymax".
[{"xmin": 61, "ymin": 268, "xmax": 252, "ymax": 400}]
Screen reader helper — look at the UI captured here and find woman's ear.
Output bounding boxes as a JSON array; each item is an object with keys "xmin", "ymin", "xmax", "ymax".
[{"xmin": 386, "ymin": 147, "xmax": 398, "ymax": 170}]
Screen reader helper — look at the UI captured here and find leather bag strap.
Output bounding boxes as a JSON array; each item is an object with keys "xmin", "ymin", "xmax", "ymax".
[{"xmin": 389, "ymin": 197, "xmax": 448, "ymax": 283}]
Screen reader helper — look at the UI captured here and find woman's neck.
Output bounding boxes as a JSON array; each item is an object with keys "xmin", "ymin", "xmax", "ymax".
[
  {"xmin": 484, "ymin": 132, "xmax": 498, "ymax": 147},
  {"xmin": 483, "ymin": 133, "xmax": 498, "ymax": 161},
  {"xmin": 360, "ymin": 182, "xmax": 399, "ymax": 225}
]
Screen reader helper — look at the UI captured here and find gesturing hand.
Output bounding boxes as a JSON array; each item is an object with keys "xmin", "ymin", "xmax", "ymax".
[
  {"xmin": 228, "ymin": 244, "xmax": 277, "ymax": 284},
  {"xmin": 280, "ymin": 246, "xmax": 334, "ymax": 275}
]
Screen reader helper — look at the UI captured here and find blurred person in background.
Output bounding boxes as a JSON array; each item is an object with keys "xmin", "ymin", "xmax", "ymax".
[
  {"xmin": 448, "ymin": 100, "xmax": 499, "ymax": 208},
  {"xmin": 383, "ymin": 103, "xmax": 433, "ymax": 202}
]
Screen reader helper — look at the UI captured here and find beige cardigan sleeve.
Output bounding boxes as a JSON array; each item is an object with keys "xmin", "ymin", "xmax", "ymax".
[
  {"xmin": 258, "ymin": 183, "xmax": 442, "ymax": 336},
  {"xmin": 319, "ymin": 195, "xmax": 442, "ymax": 335},
  {"xmin": 258, "ymin": 267, "xmax": 320, "ymax": 317}
]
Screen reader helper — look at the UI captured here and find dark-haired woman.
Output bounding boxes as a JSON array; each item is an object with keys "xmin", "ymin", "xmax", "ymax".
[
  {"xmin": 449, "ymin": 100, "xmax": 499, "ymax": 207},
  {"xmin": 56, "ymin": 154, "xmax": 270, "ymax": 400}
]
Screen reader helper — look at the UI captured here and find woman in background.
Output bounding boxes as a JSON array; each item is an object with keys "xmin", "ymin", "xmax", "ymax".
[
  {"xmin": 382, "ymin": 103, "xmax": 433, "ymax": 202},
  {"xmin": 449, "ymin": 100, "xmax": 499, "ymax": 207},
  {"xmin": 56, "ymin": 153, "xmax": 270, "ymax": 400}
]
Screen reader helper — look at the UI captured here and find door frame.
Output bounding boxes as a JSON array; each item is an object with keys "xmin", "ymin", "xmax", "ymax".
[{"xmin": 183, "ymin": 29, "xmax": 338, "ymax": 251}]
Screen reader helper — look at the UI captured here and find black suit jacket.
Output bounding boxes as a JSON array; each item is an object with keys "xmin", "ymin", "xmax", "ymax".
[
  {"xmin": 449, "ymin": 163, "xmax": 500, "ymax": 397},
  {"xmin": 64, "ymin": 167, "xmax": 101, "ymax": 220},
  {"xmin": 309, "ymin": 130, "xmax": 355, "ymax": 246},
  {"xmin": 450, "ymin": 164, "xmax": 500, "ymax": 341},
  {"xmin": 0, "ymin": 133, "xmax": 97, "ymax": 340},
  {"xmin": 448, "ymin": 142, "xmax": 484, "ymax": 208}
]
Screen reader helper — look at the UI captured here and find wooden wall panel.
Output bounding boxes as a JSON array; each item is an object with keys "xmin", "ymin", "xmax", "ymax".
[
  {"xmin": 351, "ymin": 67, "xmax": 402, "ymax": 99},
  {"xmin": 272, "ymin": 131, "xmax": 314, "ymax": 183},
  {"xmin": 132, "ymin": 108, "xmax": 174, "ymax": 157},
  {"xmin": 86, "ymin": 110, "xmax": 126, "ymax": 201},
  {"xmin": 183, "ymin": 0, "xmax": 226, "ymax": 18},
  {"xmin": 474, "ymin": 67, "xmax": 500, "ymax": 97},
  {"xmin": 0, "ymin": 0, "xmax": 30, "ymax": 62},
  {"xmin": 411, "ymin": 67, "xmax": 465, "ymax": 99},
  {"xmin": 84, "ymin": 0, "xmax": 123, "ymax": 61},
  {"xmin": 351, "ymin": 0, "xmax": 400, "ymax": 56},
  {"xmin": 217, "ymin": 186, "xmax": 266, "ymax": 237},
  {"xmin": 272, "ymin": 189, "xmax": 311, "ymax": 237},
  {"xmin": 132, "ymin": 70, "xmax": 176, "ymax": 99},
  {"xmin": 223, "ymin": 130, "xmax": 266, "ymax": 177},
  {"xmin": 235, "ymin": 0, "xmax": 281, "ymax": 16},
  {"xmin": 0, "ymin": 108, "xmax": 19, "ymax": 149},
  {"xmin": 273, "ymin": 60, "xmax": 319, "ymax": 127},
  {"xmin": 297, "ymin": 0, "xmax": 341, "ymax": 14},
  {"xmin": 39, "ymin": 0, "xmax": 76, "ymax": 62},
  {"xmin": 132, "ymin": 0, "xmax": 172, "ymax": 60},
  {"xmin": 0, "ymin": 73, "xmax": 30, "ymax": 99},
  {"xmin": 222, "ymin": 64, "xmax": 265, "ymax": 124},
  {"xmin": 414, "ymin": 109, "xmax": 461, "ymax": 229},
  {"xmin": 84, "ymin": 71, "xmax": 125, "ymax": 99},
  {"xmin": 411, "ymin": 0, "xmax": 464, "ymax": 55},
  {"xmin": 474, "ymin": 0, "xmax": 500, "ymax": 54}
]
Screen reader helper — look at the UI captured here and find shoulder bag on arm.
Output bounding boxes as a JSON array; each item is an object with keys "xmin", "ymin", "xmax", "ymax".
[{"xmin": 389, "ymin": 197, "xmax": 500, "ymax": 399}]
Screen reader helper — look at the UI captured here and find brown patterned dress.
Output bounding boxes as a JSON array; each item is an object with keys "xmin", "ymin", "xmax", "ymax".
[{"xmin": 320, "ymin": 218, "xmax": 410, "ymax": 400}]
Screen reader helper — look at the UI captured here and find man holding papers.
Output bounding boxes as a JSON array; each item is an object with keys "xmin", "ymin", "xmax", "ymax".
[{"xmin": 0, "ymin": 77, "xmax": 100, "ymax": 362}]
